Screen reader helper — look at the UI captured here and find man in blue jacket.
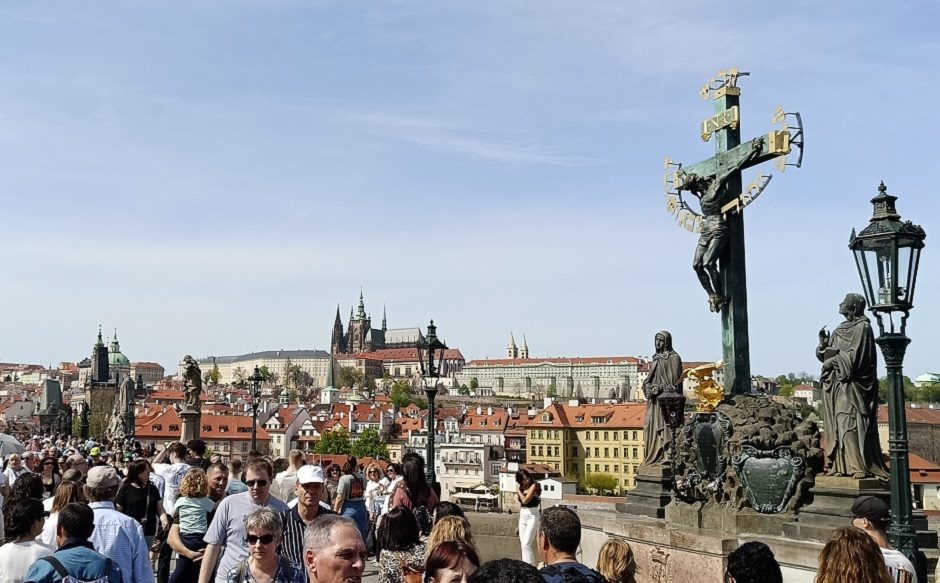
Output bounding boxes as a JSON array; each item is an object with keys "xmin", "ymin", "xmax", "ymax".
[{"xmin": 25, "ymin": 502, "xmax": 123, "ymax": 583}]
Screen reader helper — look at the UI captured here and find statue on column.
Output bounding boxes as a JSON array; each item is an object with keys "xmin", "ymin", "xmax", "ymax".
[
  {"xmin": 108, "ymin": 376, "xmax": 135, "ymax": 443},
  {"xmin": 641, "ymin": 331, "xmax": 684, "ymax": 467},
  {"xmin": 181, "ymin": 355, "xmax": 203, "ymax": 411},
  {"xmin": 817, "ymin": 293, "xmax": 888, "ymax": 479}
]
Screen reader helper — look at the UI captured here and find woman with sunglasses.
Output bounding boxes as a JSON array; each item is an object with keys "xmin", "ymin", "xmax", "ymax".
[
  {"xmin": 38, "ymin": 457, "xmax": 61, "ymax": 500},
  {"xmin": 225, "ymin": 507, "xmax": 305, "ymax": 583},
  {"xmin": 325, "ymin": 464, "xmax": 342, "ymax": 508}
]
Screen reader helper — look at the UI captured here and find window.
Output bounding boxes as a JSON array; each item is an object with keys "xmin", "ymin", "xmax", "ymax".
[
  {"xmin": 594, "ymin": 431, "xmax": 599, "ymax": 440},
  {"xmin": 632, "ymin": 430, "xmax": 637, "ymax": 440},
  {"xmin": 538, "ymin": 446, "xmax": 544, "ymax": 456},
  {"xmin": 572, "ymin": 447, "xmax": 578, "ymax": 457},
  {"xmin": 594, "ymin": 447, "xmax": 599, "ymax": 457},
  {"xmin": 613, "ymin": 432, "xmax": 619, "ymax": 440},
  {"xmin": 604, "ymin": 432, "xmax": 609, "ymax": 440},
  {"xmin": 604, "ymin": 448, "xmax": 609, "ymax": 457},
  {"xmin": 605, "ymin": 465, "xmax": 610, "ymax": 472},
  {"xmin": 632, "ymin": 447, "xmax": 638, "ymax": 459},
  {"xmin": 613, "ymin": 448, "xmax": 619, "ymax": 457},
  {"xmin": 585, "ymin": 448, "xmax": 590, "ymax": 458}
]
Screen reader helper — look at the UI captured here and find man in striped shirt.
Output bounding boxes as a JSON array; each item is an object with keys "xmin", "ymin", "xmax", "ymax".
[{"xmin": 278, "ymin": 464, "xmax": 333, "ymax": 566}]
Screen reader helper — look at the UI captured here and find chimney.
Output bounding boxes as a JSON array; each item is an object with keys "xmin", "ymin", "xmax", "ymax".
[
  {"xmin": 487, "ymin": 406, "xmax": 493, "ymax": 416},
  {"xmin": 476, "ymin": 406, "xmax": 482, "ymax": 415}
]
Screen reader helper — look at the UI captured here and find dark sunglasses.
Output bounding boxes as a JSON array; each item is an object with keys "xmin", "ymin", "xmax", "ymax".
[
  {"xmin": 246, "ymin": 534, "xmax": 275, "ymax": 545},
  {"xmin": 246, "ymin": 479, "xmax": 268, "ymax": 488}
]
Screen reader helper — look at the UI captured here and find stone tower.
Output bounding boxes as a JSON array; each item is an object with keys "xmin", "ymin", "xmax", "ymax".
[
  {"xmin": 507, "ymin": 333, "xmax": 519, "ymax": 359},
  {"xmin": 92, "ymin": 326, "xmax": 109, "ymax": 383},
  {"xmin": 330, "ymin": 305, "xmax": 346, "ymax": 355},
  {"xmin": 346, "ymin": 291, "xmax": 372, "ymax": 354},
  {"xmin": 520, "ymin": 335, "xmax": 529, "ymax": 359}
]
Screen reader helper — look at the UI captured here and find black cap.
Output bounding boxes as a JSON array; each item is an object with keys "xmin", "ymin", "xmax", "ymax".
[{"xmin": 851, "ymin": 495, "xmax": 889, "ymax": 525}]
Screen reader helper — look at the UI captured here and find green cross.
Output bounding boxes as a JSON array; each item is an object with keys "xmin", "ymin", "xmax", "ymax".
[{"xmin": 675, "ymin": 70, "xmax": 796, "ymax": 396}]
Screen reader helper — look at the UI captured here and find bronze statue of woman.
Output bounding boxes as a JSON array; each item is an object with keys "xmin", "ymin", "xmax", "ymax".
[
  {"xmin": 641, "ymin": 331, "xmax": 683, "ymax": 467},
  {"xmin": 817, "ymin": 293, "xmax": 888, "ymax": 479}
]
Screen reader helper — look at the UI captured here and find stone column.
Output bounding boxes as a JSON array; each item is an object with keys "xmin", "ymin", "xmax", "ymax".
[{"xmin": 180, "ymin": 410, "xmax": 201, "ymax": 443}]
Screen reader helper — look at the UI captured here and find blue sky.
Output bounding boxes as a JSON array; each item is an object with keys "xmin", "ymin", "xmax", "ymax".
[{"xmin": 1, "ymin": 1, "xmax": 938, "ymax": 379}]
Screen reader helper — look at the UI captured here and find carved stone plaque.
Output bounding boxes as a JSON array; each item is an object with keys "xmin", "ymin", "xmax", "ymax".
[{"xmin": 731, "ymin": 445, "xmax": 804, "ymax": 514}]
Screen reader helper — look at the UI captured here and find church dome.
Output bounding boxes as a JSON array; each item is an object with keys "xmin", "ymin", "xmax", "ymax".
[{"xmin": 109, "ymin": 351, "xmax": 130, "ymax": 366}]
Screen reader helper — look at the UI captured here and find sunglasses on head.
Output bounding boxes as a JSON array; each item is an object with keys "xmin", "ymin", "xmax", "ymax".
[
  {"xmin": 246, "ymin": 534, "xmax": 275, "ymax": 545},
  {"xmin": 246, "ymin": 479, "xmax": 268, "ymax": 487}
]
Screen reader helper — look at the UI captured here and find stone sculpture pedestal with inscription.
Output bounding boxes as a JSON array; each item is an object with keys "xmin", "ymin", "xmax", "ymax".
[
  {"xmin": 180, "ymin": 409, "xmax": 200, "ymax": 443},
  {"xmin": 620, "ymin": 465, "xmax": 673, "ymax": 519}
]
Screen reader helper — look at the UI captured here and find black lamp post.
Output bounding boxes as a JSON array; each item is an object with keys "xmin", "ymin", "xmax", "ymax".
[
  {"xmin": 249, "ymin": 366, "xmax": 265, "ymax": 453},
  {"xmin": 849, "ymin": 181, "xmax": 926, "ymax": 569},
  {"xmin": 417, "ymin": 319, "xmax": 447, "ymax": 488},
  {"xmin": 658, "ymin": 388, "xmax": 687, "ymax": 491}
]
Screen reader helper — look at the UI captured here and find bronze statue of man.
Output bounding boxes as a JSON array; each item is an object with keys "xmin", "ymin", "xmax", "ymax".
[
  {"xmin": 641, "ymin": 331, "xmax": 684, "ymax": 467},
  {"xmin": 680, "ymin": 138, "xmax": 764, "ymax": 313},
  {"xmin": 816, "ymin": 293, "xmax": 888, "ymax": 479}
]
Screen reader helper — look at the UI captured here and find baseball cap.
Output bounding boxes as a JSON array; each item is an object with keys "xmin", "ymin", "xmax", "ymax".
[
  {"xmin": 297, "ymin": 465, "xmax": 325, "ymax": 484},
  {"xmin": 90, "ymin": 447, "xmax": 101, "ymax": 457},
  {"xmin": 851, "ymin": 495, "xmax": 889, "ymax": 524},
  {"xmin": 86, "ymin": 466, "xmax": 120, "ymax": 489}
]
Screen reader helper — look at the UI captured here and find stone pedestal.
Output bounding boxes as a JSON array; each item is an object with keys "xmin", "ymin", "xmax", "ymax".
[
  {"xmin": 620, "ymin": 465, "xmax": 673, "ymax": 519},
  {"xmin": 665, "ymin": 499, "xmax": 796, "ymax": 536},
  {"xmin": 782, "ymin": 476, "xmax": 887, "ymax": 542},
  {"xmin": 180, "ymin": 410, "xmax": 201, "ymax": 443}
]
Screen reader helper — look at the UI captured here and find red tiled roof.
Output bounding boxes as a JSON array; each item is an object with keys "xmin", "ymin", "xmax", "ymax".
[
  {"xmin": 352, "ymin": 348, "xmax": 464, "ymax": 362},
  {"xmin": 147, "ymin": 390, "xmax": 184, "ymax": 401},
  {"xmin": 135, "ymin": 409, "xmax": 269, "ymax": 440},
  {"xmin": 877, "ymin": 406, "xmax": 940, "ymax": 425},
  {"xmin": 465, "ymin": 356, "xmax": 640, "ymax": 367},
  {"xmin": 530, "ymin": 402, "xmax": 645, "ymax": 429}
]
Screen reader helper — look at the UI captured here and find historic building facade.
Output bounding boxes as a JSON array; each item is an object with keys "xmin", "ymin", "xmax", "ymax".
[
  {"xmin": 455, "ymin": 349, "xmax": 643, "ymax": 401},
  {"xmin": 195, "ymin": 350, "xmax": 332, "ymax": 386}
]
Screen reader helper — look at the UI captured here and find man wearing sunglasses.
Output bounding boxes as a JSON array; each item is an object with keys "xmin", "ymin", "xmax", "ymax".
[{"xmin": 198, "ymin": 459, "xmax": 289, "ymax": 583}]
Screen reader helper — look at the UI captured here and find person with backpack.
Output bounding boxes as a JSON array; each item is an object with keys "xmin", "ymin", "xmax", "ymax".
[
  {"xmin": 389, "ymin": 453, "xmax": 438, "ymax": 538},
  {"xmin": 332, "ymin": 456, "xmax": 369, "ymax": 542},
  {"xmin": 537, "ymin": 507, "xmax": 605, "ymax": 583},
  {"xmin": 23, "ymin": 502, "xmax": 123, "ymax": 583}
]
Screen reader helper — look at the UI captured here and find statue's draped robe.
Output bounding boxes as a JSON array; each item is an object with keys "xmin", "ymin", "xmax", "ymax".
[
  {"xmin": 642, "ymin": 350, "xmax": 683, "ymax": 466},
  {"xmin": 817, "ymin": 317, "xmax": 888, "ymax": 478}
]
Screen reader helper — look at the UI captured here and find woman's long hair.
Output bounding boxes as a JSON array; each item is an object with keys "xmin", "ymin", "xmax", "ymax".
[
  {"xmin": 816, "ymin": 527, "xmax": 891, "ymax": 583},
  {"xmin": 51, "ymin": 481, "xmax": 85, "ymax": 513},
  {"xmin": 401, "ymin": 454, "xmax": 431, "ymax": 503},
  {"xmin": 378, "ymin": 506, "xmax": 420, "ymax": 552}
]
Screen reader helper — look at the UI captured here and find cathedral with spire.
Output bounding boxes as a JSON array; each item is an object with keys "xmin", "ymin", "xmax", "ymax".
[
  {"xmin": 506, "ymin": 332, "xmax": 530, "ymax": 359},
  {"xmin": 330, "ymin": 291, "xmax": 426, "ymax": 355}
]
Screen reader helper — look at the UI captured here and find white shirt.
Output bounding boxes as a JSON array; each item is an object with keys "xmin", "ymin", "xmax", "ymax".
[
  {"xmin": 2, "ymin": 467, "xmax": 28, "ymax": 490},
  {"xmin": 38, "ymin": 512, "xmax": 58, "ymax": 549},
  {"xmin": 382, "ymin": 476, "xmax": 403, "ymax": 515},
  {"xmin": 882, "ymin": 547, "xmax": 917, "ymax": 583},
  {"xmin": 273, "ymin": 469, "xmax": 298, "ymax": 504},
  {"xmin": 152, "ymin": 462, "xmax": 190, "ymax": 514},
  {"xmin": 0, "ymin": 540, "xmax": 52, "ymax": 583}
]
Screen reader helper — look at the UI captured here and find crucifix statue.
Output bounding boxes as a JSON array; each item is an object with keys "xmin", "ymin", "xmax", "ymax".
[{"xmin": 663, "ymin": 69, "xmax": 804, "ymax": 394}]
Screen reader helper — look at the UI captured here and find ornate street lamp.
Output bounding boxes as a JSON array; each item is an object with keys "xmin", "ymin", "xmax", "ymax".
[
  {"xmin": 849, "ymin": 181, "xmax": 926, "ymax": 569},
  {"xmin": 658, "ymin": 389, "xmax": 687, "ymax": 491},
  {"xmin": 249, "ymin": 366, "xmax": 265, "ymax": 453},
  {"xmin": 417, "ymin": 319, "xmax": 447, "ymax": 488}
]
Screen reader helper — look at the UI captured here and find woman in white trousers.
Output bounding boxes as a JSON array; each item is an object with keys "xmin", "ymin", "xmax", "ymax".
[{"xmin": 517, "ymin": 470, "xmax": 541, "ymax": 565}]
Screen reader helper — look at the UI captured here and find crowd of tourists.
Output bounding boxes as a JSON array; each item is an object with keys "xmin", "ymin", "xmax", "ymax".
[{"xmin": 0, "ymin": 433, "xmax": 921, "ymax": 583}]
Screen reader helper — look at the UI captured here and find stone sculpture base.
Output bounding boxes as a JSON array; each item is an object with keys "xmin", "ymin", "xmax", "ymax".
[
  {"xmin": 180, "ymin": 409, "xmax": 201, "ymax": 443},
  {"xmin": 665, "ymin": 499, "xmax": 797, "ymax": 536},
  {"xmin": 782, "ymin": 476, "xmax": 886, "ymax": 542},
  {"xmin": 620, "ymin": 465, "xmax": 673, "ymax": 519}
]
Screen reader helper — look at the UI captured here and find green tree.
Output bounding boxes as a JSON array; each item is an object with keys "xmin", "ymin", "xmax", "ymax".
[
  {"xmin": 879, "ymin": 375, "xmax": 915, "ymax": 403},
  {"xmin": 208, "ymin": 363, "xmax": 221, "ymax": 385},
  {"xmin": 778, "ymin": 384, "xmax": 795, "ymax": 398},
  {"xmin": 469, "ymin": 378, "xmax": 479, "ymax": 391},
  {"xmin": 413, "ymin": 397, "xmax": 428, "ymax": 410},
  {"xmin": 336, "ymin": 366, "xmax": 364, "ymax": 390},
  {"xmin": 315, "ymin": 427, "xmax": 351, "ymax": 454},
  {"xmin": 351, "ymin": 427, "xmax": 389, "ymax": 459},
  {"xmin": 390, "ymin": 379, "xmax": 412, "ymax": 408},
  {"xmin": 546, "ymin": 385, "xmax": 558, "ymax": 398},
  {"xmin": 233, "ymin": 367, "xmax": 247, "ymax": 384},
  {"xmin": 458, "ymin": 385, "xmax": 471, "ymax": 396},
  {"xmin": 581, "ymin": 472, "xmax": 618, "ymax": 496}
]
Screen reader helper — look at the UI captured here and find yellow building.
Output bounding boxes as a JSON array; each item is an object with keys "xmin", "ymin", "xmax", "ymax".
[{"xmin": 526, "ymin": 402, "xmax": 646, "ymax": 492}]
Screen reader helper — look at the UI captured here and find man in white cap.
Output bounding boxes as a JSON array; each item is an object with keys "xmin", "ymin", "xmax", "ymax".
[
  {"xmin": 278, "ymin": 464, "xmax": 333, "ymax": 565},
  {"xmin": 84, "ymin": 465, "xmax": 154, "ymax": 583}
]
